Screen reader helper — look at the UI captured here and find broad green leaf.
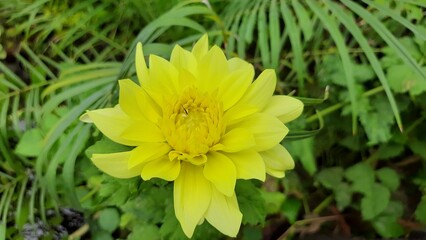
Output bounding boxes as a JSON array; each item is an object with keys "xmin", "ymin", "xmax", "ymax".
[
  {"xmin": 376, "ymin": 168, "xmax": 400, "ymax": 192},
  {"xmin": 361, "ymin": 183, "xmax": 390, "ymax": 220},
  {"xmin": 372, "ymin": 201, "xmax": 404, "ymax": 238},
  {"xmin": 128, "ymin": 224, "xmax": 161, "ymax": 240},
  {"xmin": 261, "ymin": 190, "xmax": 285, "ymax": 214},
  {"xmin": 281, "ymin": 197, "xmax": 301, "ymax": 224},
  {"xmin": 345, "ymin": 162, "xmax": 375, "ymax": 195},
  {"xmin": 288, "ymin": 138, "xmax": 316, "ymax": 175},
  {"xmin": 316, "ymin": 167, "xmax": 344, "ymax": 190},
  {"xmin": 387, "ymin": 65, "xmax": 426, "ymax": 96},
  {"xmin": 335, "ymin": 182, "xmax": 352, "ymax": 210},
  {"xmin": 236, "ymin": 180, "xmax": 266, "ymax": 225},
  {"xmin": 372, "ymin": 215, "xmax": 404, "ymax": 238},
  {"xmin": 242, "ymin": 226, "xmax": 263, "ymax": 240},
  {"xmin": 98, "ymin": 208, "xmax": 120, "ymax": 232},
  {"xmin": 15, "ymin": 128, "xmax": 44, "ymax": 157},
  {"xmin": 415, "ymin": 196, "xmax": 426, "ymax": 224}
]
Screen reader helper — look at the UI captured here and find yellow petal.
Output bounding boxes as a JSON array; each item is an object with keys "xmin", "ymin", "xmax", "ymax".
[
  {"xmin": 174, "ymin": 163, "xmax": 212, "ymax": 238},
  {"xmin": 141, "ymin": 156, "xmax": 180, "ymax": 181},
  {"xmin": 128, "ymin": 142, "xmax": 171, "ymax": 168},
  {"xmin": 191, "ymin": 34, "xmax": 209, "ymax": 61},
  {"xmin": 170, "ymin": 44, "xmax": 198, "ymax": 78},
  {"xmin": 197, "ymin": 45, "xmax": 229, "ymax": 91},
  {"xmin": 85, "ymin": 106, "xmax": 139, "ymax": 146},
  {"xmin": 120, "ymin": 119, "xmax": 165, "ymax": 143},
  {"xmin": 234, "ymin": 69, "xmax": 276, "ymax": 111},
  {"xmin": 229, "ymin": 113, "xmax": 288, "ymax": 151},
  {"xmin": 205, "ymin": 188, "xmax": 242, "ymax": 237},
  {"xmin": 224, "ymin": 103, "xmax": 258, "ymax": 125},
  {"xmin": 259, "ymin": 144, "xmax": 295, "ymax": 178},
  {"xmin": 136, "ymin": 43, "xmax": 149, "ymax": 85},
  {"xmin": 142, "ymin": 55, "xmax": 179, "ymax": 107},
  {"xmin": 118, "ymin": 79, "xmax": 161, "ymax": 123},
  {"xmin": 263, "ymin": 95, "xmax": 304, "ymax": 123},
  {"xmin": 91, "ymin": 151, "xmax": 142, "ymax": 179},
  {"xmin": 149, "ymin": 54, "xmax": 179, "ymax": 93},
  {"xmin": 219, "ymin": 58, "xmax": 254, "ymax": 110},
  {"xmin": 204, "ymin": 152, "xmax": 236, "ymax": 196},
  {"xmin": 213, "ymin": 128, "xmax": 255, "ymax": 152},
  {"xmin": 224, "ymin": 150, "xmax": 265, "ymax": 181}
]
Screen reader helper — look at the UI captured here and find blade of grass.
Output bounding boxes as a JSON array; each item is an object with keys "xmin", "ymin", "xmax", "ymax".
[
  {"xmin": 306, "ymin": 0, "xmax": 358, "ymax": 134},
  {"xmin": 326, "ymin": 0, "xmax": 402, "ymax": 131},
  {"xmin": 341, "ymin": 0, "xmax": 426, "ymax": 81},
  {"xmin": 281, "ymin": 0, "xmax": 306, "ymax": 93},
  {"xmin": 269, "ymin": 0, "xmax": 281, "ymax": 70},
  {"xmin": 257, "ymin": 1, "xmax": 270, "ymax": 68}
]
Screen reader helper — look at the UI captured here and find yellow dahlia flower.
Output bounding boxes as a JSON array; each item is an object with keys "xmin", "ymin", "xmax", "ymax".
[{"xmin": 81, "ymin": 35, "xmax": 303, "ymax": 238}]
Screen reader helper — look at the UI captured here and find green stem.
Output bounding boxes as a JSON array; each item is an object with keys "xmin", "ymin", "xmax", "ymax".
[{"xmin": 307, "ymin": 86, "xmax": 384, "ymax": 123}]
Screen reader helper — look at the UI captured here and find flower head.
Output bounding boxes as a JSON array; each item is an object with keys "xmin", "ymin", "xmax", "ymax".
[{"xmin": 81, "ymin": 35, "xmax": 303, "ymax": 237}]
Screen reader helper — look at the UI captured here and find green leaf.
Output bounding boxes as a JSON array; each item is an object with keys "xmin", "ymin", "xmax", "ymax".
[
  {"xmin": 160, "ymin": 206, "xmax": 187, "ymax": 240},
  {"xmin": 316, "ymin": 167, "xmax": 344, "ymax": 190},
  {"xmin": 361, "ymin": 183, "xmax": 390, "ymax": 220},
  {"xmin": 281, "ymin": 197, "xmax": 301, "ymax": 224},
  {"xmin": 98, "ymin": 208, "xmax": 120, "ymax": 232},
  {"xmin": 85, "ymin": 137, "xmax": 132, "ymax": 158},
  {"xmin": 359, "ymin": 95, "xmax": 395, "ymax": 145},
  {"xmin": 128, "ymin": 224, "xmax": 161, "ymax": 240},
  {"xmin": 242, "ymin": 225, "xmax": 263, "ymax": 240},
  {"xmin": 15, "ymin": 128, "xmax": 44, "ymax": 157},
  {"xmin": 288, "ymin": 138, "xmax": 316, "ymax": 175},
  {"xmin": 376, "ymin": 168, "xmax": 400, "ymax": 192},
  {"xmin": 92, "ymin": 230, "xmax": 113, "ymax": 240},
  {"xmin": 415, "ymin": 196, "xmax": 426, "ymax": 224},
  {"xmin": 261, "ymin": 190, "xmax": 285, "ymax": 214},
  {"xmin": 371, "ymin": 201, "xmax": 404, "ymax": 238},
  {"xmin": 236, "ymin": 180, "xmax": 266, "ymax": 225},
  {"xmin": 387, "ymin": 65, "xmax": 426, "ymax": 96},
  {"xmin": 335, "ymin": 182, "xmax": 352, "ymax": 210},
  {"xmin": 372, "ymin": 215, "xmax": 404, "ymax": 238},
  {"xmin": 345, "ymin": 162, "xmax": 375, "ymax": 194}
]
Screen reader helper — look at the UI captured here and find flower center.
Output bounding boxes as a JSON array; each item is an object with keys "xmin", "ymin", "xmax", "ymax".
[{"xmin": 162, "ymin": 87, "xmax": 224, "ymax": 163}]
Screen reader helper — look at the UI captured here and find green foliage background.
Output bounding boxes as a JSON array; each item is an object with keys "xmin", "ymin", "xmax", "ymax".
[{"xmin": 1, "ymin": 0, "xmax": 426, "ymax": 239}]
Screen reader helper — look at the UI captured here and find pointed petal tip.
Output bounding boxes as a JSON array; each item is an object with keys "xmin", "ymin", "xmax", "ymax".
[{"xmin": 79, "ymin": 111, "xmax": 92, "ymax": 123}]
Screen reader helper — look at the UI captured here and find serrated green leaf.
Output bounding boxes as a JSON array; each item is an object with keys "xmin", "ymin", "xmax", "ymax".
[
  {"xmin": 236, "ymin": 180, "xmax": 266, "ymax": 225},
  {"xmin": 316, "ymin": 167, "xmax": 344, "ymax": 190},
  {"xmin": 376, "ymin": 168, "xmax": 400, "ymax": 192},
  {"xmin": 361, "ymin": 183, "xmax": 390, "ymax": 220}
]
